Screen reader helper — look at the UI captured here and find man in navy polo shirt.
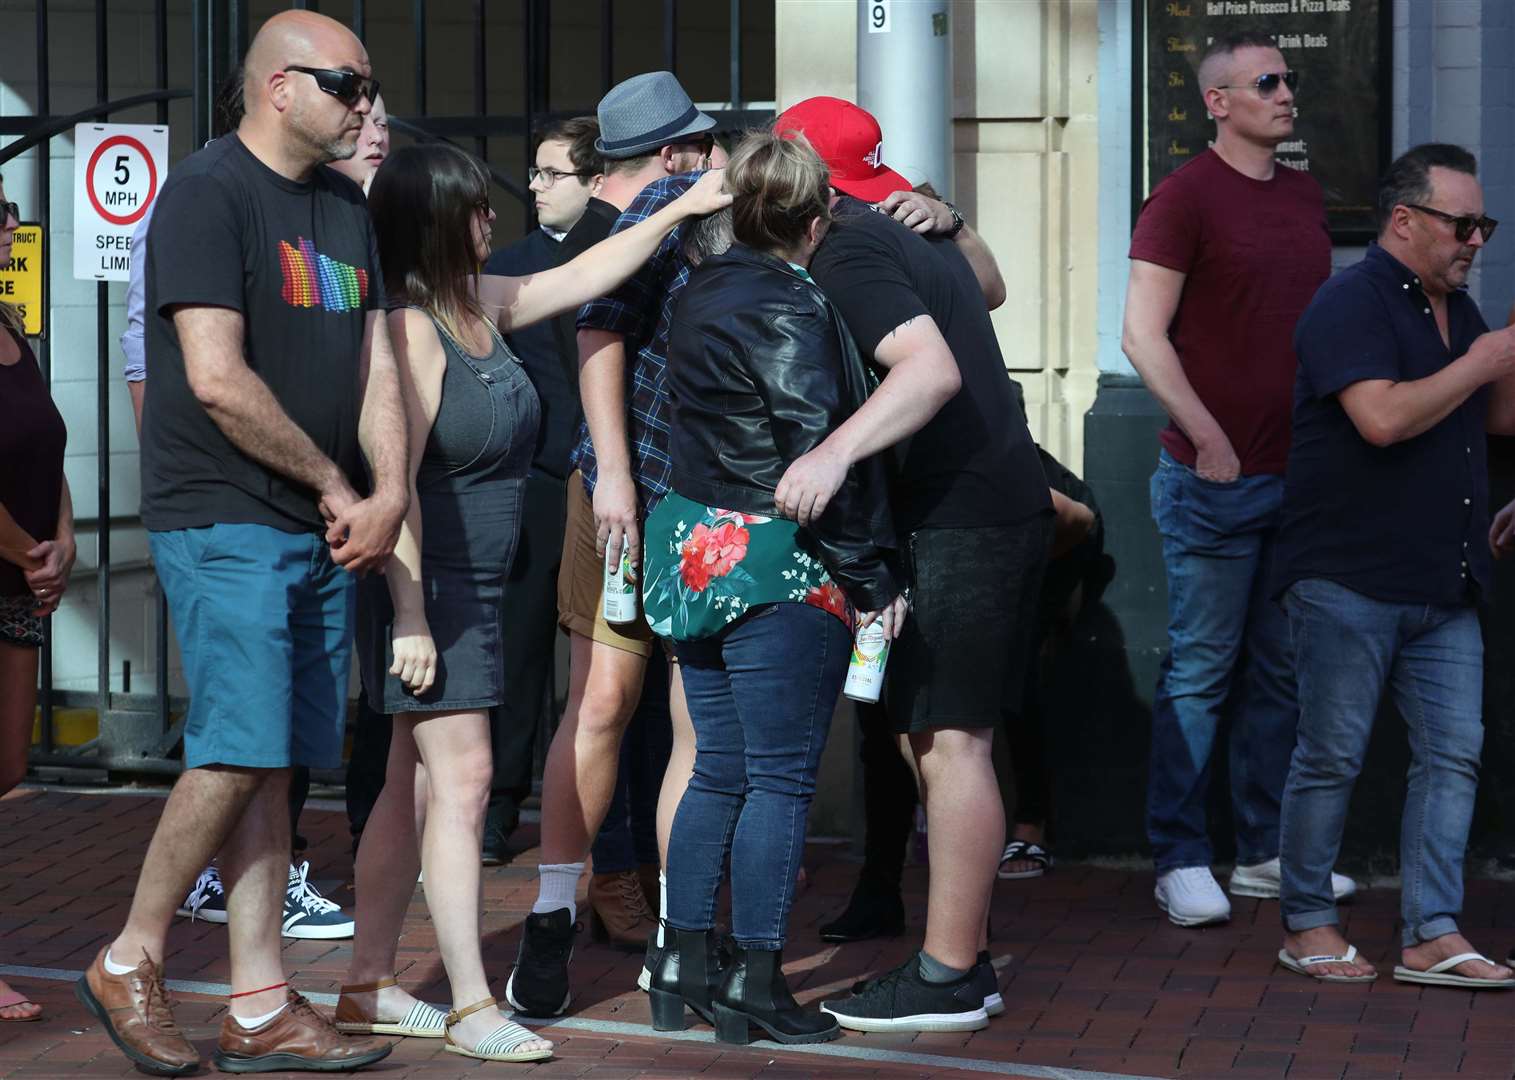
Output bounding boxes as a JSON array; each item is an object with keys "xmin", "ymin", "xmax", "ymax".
[{"xmin": 1273, "ymin": 143, "xmax": 1515, "ymax": 987}]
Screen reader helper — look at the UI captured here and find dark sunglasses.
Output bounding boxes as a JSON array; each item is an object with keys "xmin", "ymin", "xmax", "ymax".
[
  {"xmin": 1405, "ymin": 203, "xmax": 1499, "ymax": 244},
  {"xmin": 283, "ymin": 66, "xmax": 381, "ymax": 108},
  {"xmin": 0, "ymin": 201, "xmax": 18, "ymax": 225},
  {"xmin": 475, "ymin": 198, "xmax": 492, "ymax": 217},
  {"xmin": 1215, "ymin": 70, "xmax": 1299, "ymax": 98}
]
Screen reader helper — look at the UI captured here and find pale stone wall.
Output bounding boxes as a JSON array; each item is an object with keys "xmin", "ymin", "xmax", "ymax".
[{"xmin": 777, "ymin": 0, "xmax": 1102, "ymax": 472}]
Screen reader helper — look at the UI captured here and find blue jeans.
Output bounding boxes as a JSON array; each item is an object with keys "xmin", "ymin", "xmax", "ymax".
[
  {"xmin": 590, "ymin": 648, "xmax": 671, "ymax": 874},
  {"xmin": 668, "ymin": 603, "xmax": 850, "ymax": 950},
  {"xmin": 1147, "ymin": 451, "xmax": 1296, "ymax": 872},
  {"xmin": 1279, "ymin": 578, "xmax": 1482, "ymax": 947}
]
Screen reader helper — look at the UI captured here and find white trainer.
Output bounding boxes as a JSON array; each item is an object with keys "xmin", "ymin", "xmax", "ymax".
[
  {"xmin": 1155, "ymin": 867, "xmax": 1231, "ymax": 927},
  {"xmin": 1230, "ymin": 857, "xmax": 1358, "ymax": 901}
]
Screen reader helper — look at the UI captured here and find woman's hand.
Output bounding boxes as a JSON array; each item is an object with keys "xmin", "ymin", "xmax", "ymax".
[
  {"xmin": 24, "ymin": 534, "xmax": 76, "ymax": 617},
  {"xmin": 677, "ymin": 169, "xmax": 732, "ymax": 217},
  {"xmin": 390, "ymin": 615, "xmax": 438, "ymax": 695},
  {"xmin": 858, "ymin": 592, "xmax": 910, "ymax": 640}
]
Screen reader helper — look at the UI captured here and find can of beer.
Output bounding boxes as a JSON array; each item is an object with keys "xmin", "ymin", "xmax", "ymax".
[
  {"xmin": 601, "ymin": 536, "xmax": 638, "ymax": 624},
  {"xmin": 843, "ymin": 619, "xmax": 890, "ymax": 703}
]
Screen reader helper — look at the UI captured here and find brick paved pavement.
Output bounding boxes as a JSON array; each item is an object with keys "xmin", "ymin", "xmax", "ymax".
[{"xmin": 2, "ymin": 786, "xmax": 1514, "ymax": 1079}]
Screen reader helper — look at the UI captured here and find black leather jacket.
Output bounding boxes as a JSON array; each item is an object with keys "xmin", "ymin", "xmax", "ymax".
[{"xmin": 666, "ymin": 243, "xmax": 898, "ymax": 611}]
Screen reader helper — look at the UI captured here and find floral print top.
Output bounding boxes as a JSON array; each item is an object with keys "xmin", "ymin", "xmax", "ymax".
[{"xmin": 642, "ymin": 491, "xmax": 854, "ymax": 641}]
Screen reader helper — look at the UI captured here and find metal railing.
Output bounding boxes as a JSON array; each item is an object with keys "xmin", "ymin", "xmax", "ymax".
[{"xmin": 13, "ymin": 0, "xmax": 770, "ymax": 780}]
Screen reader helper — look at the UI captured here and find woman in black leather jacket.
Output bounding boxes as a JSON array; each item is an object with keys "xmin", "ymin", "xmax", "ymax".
[{"xmin": 640, "ymin": 132, "xmax": 906, "ymax": 1046}]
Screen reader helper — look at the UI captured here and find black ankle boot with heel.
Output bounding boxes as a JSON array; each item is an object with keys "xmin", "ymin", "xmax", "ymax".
[
  {"xmin": 713, "ymin": 947, "xmax": 840, "ymax": 1045},
  {"xmin": 648, "ymin": 927, "xmax": 725, "ymax": 1031}
]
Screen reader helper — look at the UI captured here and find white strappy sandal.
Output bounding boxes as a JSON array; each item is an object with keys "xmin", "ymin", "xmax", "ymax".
[{"xmin": 443, "ymin": 996, "xmax": 554, "ymax": 1063}]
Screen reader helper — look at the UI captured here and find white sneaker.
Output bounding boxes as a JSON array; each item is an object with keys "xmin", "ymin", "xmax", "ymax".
[
  {"xmin": 1154, "ymin": 867, "xmax": 1231, "ymax": 927},
  {"xmin": 1229, "ymin": 857, "xmax": 1358, "ymax": 901}
]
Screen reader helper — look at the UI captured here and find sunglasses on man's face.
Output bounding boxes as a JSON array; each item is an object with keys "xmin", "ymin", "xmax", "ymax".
[
  {"xmin": 1405, "ymin": 203, "xmax": 1500, "ymax": 244},
  {"xmin": 283, "ymin": 66, "xmax": 381, "ymax": 109},
  {"xmin": 1215, "ymin": 70, "xmax": 1299, "ymax": 98},
  {"xmin": 0, "ymin": 201, "xmax": 18, "ymax": 226}
]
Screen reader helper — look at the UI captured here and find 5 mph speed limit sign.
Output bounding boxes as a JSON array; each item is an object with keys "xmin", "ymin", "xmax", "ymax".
[{"xmin": 73, "ymin": 123, "xmax": 168, "ymax": 282}]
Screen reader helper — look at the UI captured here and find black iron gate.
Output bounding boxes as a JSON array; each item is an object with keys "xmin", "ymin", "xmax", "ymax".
[{"xmin": 5, "ymin": 0, "xmax": 773, "ymax": 780}]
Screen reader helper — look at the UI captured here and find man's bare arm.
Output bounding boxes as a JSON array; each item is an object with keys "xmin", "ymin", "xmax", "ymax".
[
  {"xmin": 356, "ymin": 309, "xmax": 408, "ymax": 503},
  {"xmin": 128, "ymin": 381, "xmax": 145, "ymax": 434},
  {"xmin": 323, "ymin": 308, "xmax": 410, "ymax": 574},
  {"xmin": 1121, "ymin": 259, "xmax": 1238, "ymax": 481},
  {"xmin": 578, "ymin": 327, "xmax": 642, "ymax": 567},
  {"xmin": 175, "ymin": 304, "xmax": 353, "ymax": 502},
  {"xmin": 774, "ymin": 315, "xmax": 961, "ymax": 525}
]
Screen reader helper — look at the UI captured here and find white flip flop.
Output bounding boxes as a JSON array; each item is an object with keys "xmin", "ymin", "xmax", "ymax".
[
  {"xmin": 1277, "ymin": 944, "xmax": 1377, "ymax": 983},
  {"xmin": 1393, "ymin": 952, "xmax": 1515, "ymax": 990}
]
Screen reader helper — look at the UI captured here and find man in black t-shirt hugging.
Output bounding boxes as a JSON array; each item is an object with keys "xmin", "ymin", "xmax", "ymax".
[
  {"xmin": 774, "ymin": 98, "xmax": 1053, "ymax": 1034},
  {"xmin": 78, "ymin": 11, "xmax": 403, "ymax": 1075}
]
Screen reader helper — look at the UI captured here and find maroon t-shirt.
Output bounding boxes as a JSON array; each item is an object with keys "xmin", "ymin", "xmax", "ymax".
[
  {"xmin": 0, "ymin": 324, "xmax": 67, "ymax": 597},
  {"xmin": 1129, "ymin": 149, "xmax": 1331, "ymax": 476}
]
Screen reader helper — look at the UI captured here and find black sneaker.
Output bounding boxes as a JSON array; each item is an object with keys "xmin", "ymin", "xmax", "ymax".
[
  {"xmin": 975, "ymin": 950, "xmax": 1003, "ymax": 1016},
  {"xmin": 177, "ymin": 866, "xmax": 228, "ymax": 924},
  {"xmin": 819, "ymin": 880, "xmax": 905, "ymax": 943},
  {"xmin": 638, "ymin": 924, "xmax": 664, "ymax": 992},
  {"xmin": 481, "ymin": 806, "xmax": 518, "ymax": 867},
  {"xmin": 821, "ymin": 953, "xmax": 989, "ymax": 1033},
  {"xmin": 505, "ymin": 908, "xmax": 576, "ymax": 1018}
]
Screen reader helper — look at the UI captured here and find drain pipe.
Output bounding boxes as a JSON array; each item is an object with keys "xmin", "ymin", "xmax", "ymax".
[{"xmin": 856, "ymin": 0, "xmax": 954, "ymax": 198}]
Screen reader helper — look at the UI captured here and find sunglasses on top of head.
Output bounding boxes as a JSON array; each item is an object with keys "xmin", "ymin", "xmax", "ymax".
[
  {"xmin": 283, "ymin": 66, "xmax": 381, "ymax": 108},
  {"xmin": 1214, "ymin": 70, "xmax": 1299, "ymax": 98}
]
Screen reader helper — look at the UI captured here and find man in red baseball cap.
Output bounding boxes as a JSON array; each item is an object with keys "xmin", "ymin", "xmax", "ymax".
[
  {"xmin": 771, "ymin": 96, "xmax": 1052, "ymax": 1035},
  {"xmin": 773, "ymin": 96, "xmax": 1005, "ymax": 301}
]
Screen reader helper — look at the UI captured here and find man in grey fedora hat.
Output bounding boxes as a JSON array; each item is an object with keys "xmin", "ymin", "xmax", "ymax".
[{"xmin": 507, "ymin": 69, "xmax": 720, "ymax": 1018}]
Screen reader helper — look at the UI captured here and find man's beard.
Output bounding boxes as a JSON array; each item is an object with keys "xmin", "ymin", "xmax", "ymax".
[{"xmin": 289, "ymin": 100, "xmax": 358, "ymax": 165}]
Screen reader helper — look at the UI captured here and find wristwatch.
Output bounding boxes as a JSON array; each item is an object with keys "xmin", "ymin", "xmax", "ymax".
[{"xmin": 943, "ymin": 201, "xmax": 966, "ymax": 238}]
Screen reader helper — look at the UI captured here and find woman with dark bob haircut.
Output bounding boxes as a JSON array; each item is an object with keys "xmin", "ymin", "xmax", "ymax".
[
  {"xmin": 336, "ymin": 142, "xmax": 728, "ymax": 1063},
  {"xmin": 641, "ymin": 131, "xmax": 906, "ymax": 1045}
]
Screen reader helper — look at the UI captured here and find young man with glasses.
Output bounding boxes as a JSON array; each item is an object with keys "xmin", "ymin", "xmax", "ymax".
[
  {"xmin": 1122, "ymin": 30, "xmax": 1357, "ymax": 927},
  {"xmin": 506, "ymin": 70, "xmax": 718, "ymax": 1018},
  {"xmin": 79, "ymin": 11, "xmax": 400, "ymax": 1074},
  {"xmin": 478, "ymin": 118, "xmax": 613, "ymax": 871},
  {"xmin": 1272, "ymin": 143, "xmax": 1515, "ymax": 987}
]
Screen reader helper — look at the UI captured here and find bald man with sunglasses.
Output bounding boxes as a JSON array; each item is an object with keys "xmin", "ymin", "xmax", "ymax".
[
  {"xmin": 78, "ymin": 11, "xmax": 400, "ymax": 1074},
  {"xmin": 1122, "ymin": 30, "xmax": 1358, "ymax": 928}
]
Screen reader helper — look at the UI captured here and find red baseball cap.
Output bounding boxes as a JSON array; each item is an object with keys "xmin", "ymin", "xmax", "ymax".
[{"xmin": 773, "ymin": 96, "xmax": 912, "ymax": 203}]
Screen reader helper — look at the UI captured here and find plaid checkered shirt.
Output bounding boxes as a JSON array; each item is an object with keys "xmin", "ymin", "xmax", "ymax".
[{"xmin": 570, "ymin": 170, "xmax": 702, "ymax": 515}]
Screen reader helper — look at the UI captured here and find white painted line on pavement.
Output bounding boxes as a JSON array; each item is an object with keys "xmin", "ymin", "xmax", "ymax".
[{"xmin": 0, "ymin": 962, "xmax": 1168, "ymax": 1080}]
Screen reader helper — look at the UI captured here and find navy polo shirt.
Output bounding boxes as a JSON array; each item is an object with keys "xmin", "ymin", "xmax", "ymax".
[{"xmin": 1273, "ymin": 244, "xmax": 1492, "ymax": 606}]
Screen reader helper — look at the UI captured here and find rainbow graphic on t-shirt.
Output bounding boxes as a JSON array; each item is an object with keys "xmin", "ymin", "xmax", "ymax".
[{"xmin": 278, "ymin": 237, "xmax": 369, "ymax": 312}]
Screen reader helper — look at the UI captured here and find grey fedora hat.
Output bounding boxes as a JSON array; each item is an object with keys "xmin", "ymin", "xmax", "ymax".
[{"xmin": 595, "ymin": 71, "xmax": 716, "ymax": 159}]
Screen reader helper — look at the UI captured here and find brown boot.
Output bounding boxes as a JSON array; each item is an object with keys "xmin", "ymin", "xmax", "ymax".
[
  {"xmin": 589, "ymin": 869, "xmax": 657, "ymax": 951},
  {"xmin": 212, "ymin": 989, "xmax": 393, "ymax": 1072},
  {"xmin": 638, "ymin": 862, "xmax": 662, "ymax": 918},
  {"xmin": 74, "ymin": 945, "xmax": 199, "ymax": 1077}
]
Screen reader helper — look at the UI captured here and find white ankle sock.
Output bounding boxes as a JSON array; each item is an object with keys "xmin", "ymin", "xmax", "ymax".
[
  {"xmin": 657, "ymin": 871, "xmax": 668, "ymax": 947},
  {"xmin": 103, "ymin": 949, "xmax": 135, "ymax": 976},
  {"xmin": 234, "ymin": 1003, "xmax": 287, "ymax": 1029},
  {"xmin": 533, "ymin": 862, "xmax": 585, "ymax": 920}
]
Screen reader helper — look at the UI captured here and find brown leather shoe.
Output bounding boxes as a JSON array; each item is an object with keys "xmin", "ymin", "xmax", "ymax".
[
  {"xmin": 212, "ymin": 990, "xmax": 392, "ymax": 1073},
  {"xmin": 589, "ymin": 869, "xmax": 657, "ymax": 951},
  {"xmin": 638, "ymin": 862, "xmax": 662, "ymax": 918},
  {"xmin": 74, "ymin": 945, "xmax": 199, "ymax": 1077}
]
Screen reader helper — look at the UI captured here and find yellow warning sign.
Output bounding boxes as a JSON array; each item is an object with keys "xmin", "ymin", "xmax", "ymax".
[{"xmin": 0, "ymin": 225, "xmax": 44, "ymax": 337}]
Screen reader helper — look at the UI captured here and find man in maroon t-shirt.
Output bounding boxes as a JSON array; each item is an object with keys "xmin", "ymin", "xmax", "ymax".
[{"xmin": 1122, "ymin": 31, "xmax": 1355, "ymax": 927}]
